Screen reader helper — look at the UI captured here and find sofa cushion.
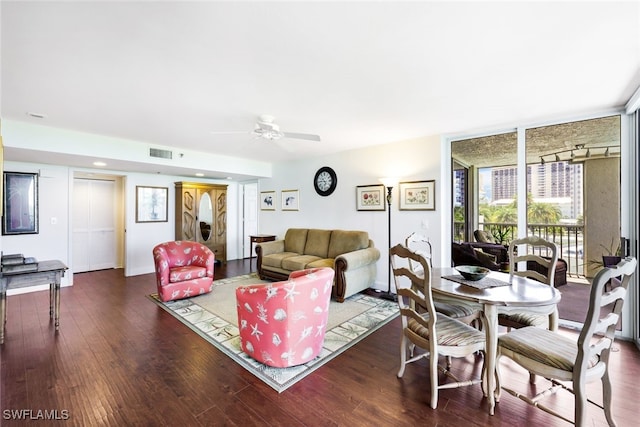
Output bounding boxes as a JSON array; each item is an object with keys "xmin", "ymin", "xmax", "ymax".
[
  {"xmin": 452, "ymin": 242, "xmax": 499, "ymax": 271},
  {"xmin": 262, "ymin": 252, "xmax": 299, "ymax": 268},
  {"xmin": 474, "ymin": 229, "xmax": 496, "ymax": 243},
  {"xmin": 328, "ymin": 230, "xmax": 369, "ymax": 259},
  {"xmin": 307, "ymin": 258, "xmax": 335, "ymax": 269},
  {"xmin": 460, "ymin": 242, "xmax": 476, "ymax": 255},
  {"xmin": 282, "ymin": 255, "xmax": 322, "ymax": 271},
  {"xmin": 304, "ymin": 229, "xmax": 332, "ymax": 258},
  {"xmin": 284, "ymin": 228, "xmax": 308, "ymax": 254},
  {"xmin": 473, "ymin": 248, "xmax": 496, "ymax": 264}
]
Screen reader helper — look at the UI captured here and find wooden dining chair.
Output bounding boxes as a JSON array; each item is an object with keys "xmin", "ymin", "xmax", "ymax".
[
  {"xmin": 499, "ymin": 235, "xmax": 560, "ymax": 331},
  {"xmin": 405, "ymin": 232, "xmax": 482, "ymax": 328},
  {"xmin": 496, "ymin": 256, "xmax": 636, "ymax": 427},
  {"xmin": 390, "ymin": 244, "xmax": 486, "ymax": 409}
]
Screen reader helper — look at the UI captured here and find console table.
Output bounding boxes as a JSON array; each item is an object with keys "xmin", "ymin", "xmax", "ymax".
[
  {"xmin": 249, "ymin": 235, "xmax": 276, "ymax": 260},
  {"xmin": 0, "ymin": 260, "xmax": 68, "ymax": 344}
]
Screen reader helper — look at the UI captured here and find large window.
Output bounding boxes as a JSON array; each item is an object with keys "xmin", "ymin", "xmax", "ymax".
[
  {"xmin": 450, "ymin": 115, "xmax": 622, "ymax": 327},
  {"xmin": 451, "ymin": 132, "xmax": 517, "ymax": 244}
]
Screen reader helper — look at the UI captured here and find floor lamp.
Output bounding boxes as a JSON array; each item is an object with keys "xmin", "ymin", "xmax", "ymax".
[{"xmin": 379, "ymin": 178, "xmax": 397, "ymax": 302}]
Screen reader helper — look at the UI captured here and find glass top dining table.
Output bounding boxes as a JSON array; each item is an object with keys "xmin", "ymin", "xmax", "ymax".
[{"xmin": 431, "ymin": 267, "xmax": 562, "ymax": 415}]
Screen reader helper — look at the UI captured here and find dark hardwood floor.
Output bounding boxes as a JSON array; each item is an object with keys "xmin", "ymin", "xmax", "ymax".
[{"xmin": 2, "ymin": 259, "xmax": 639, "ymax": 426}]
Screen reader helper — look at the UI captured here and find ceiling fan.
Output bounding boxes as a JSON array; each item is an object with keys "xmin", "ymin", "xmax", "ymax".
[{"xmin": 212, "ymin": 115, "xmax": 321, "ymax": 142}]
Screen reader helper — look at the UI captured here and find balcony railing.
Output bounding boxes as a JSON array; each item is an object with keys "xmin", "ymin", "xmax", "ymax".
[{"xmin": 454, "ymin": 222, "xmax": 584, "ymax": 277}]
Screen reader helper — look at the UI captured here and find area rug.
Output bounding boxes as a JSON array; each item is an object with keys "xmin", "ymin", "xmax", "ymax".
[{"xmin": 148, "ymin": 274, "xmax": 399, "ymax": 392}]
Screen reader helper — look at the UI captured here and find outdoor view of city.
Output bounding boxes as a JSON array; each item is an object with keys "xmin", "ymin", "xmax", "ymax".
[{"xmin": 454, "ymin": 160, "xmax": 585, "ymax": 276}]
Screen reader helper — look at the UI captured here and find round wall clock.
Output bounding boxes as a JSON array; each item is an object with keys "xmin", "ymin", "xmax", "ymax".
[{"xmin": 314, "ymin": 166, "xmax": 337, "ymax": 196}]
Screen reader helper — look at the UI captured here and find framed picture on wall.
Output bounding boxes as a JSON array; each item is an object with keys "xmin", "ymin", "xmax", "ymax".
[
  {"xmin": 399, "ymin": 180, "xmax": 435, "ymax": 211},
  {"xmin": 356, "ymin": 184, "xmax": 386, "ymax": 211},
  {"xmin": 281, "ymin": 189, "xmax": 299, "ymax": 211},
  {"xmin": 2, "ymin": 172, "xmax": 39, "ymax": 235},
  {"xmin": 136, "ymin": 186, "xmax": 168, "ymax": 222},
  {"xmin": 260, "ymin": 191, "xmax": 276, "ymax": 210}
]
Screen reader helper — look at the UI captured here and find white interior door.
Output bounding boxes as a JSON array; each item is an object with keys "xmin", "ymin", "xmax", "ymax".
[
  {"xmin": 72, "ymin": 179, "xmax": 91, "ymax": 272},
  {"xmin": 73, "ymin": 178, "xmax": 117, "ymax": 272}
]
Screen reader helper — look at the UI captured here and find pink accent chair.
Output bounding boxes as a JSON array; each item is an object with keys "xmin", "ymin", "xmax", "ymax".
[
  {"xmin": 153, "ymin": 241, "xmax": 215, "ymax": 302},
  {"xmin": 236, "ymin": 267, "xmax": 335, "ymax": 368}
]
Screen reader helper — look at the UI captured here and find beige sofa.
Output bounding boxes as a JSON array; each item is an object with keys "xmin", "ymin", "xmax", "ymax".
[{"xmin": 255, "ymin": 228, "xmax": 380, "ymax": 302}]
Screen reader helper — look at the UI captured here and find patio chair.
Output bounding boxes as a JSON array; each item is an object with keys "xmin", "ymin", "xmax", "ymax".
[
  {"xmin": 390, "ymin": 244, "xmax": 485, "ymax": 409},
  {"xmin": 452, "ymin": 242, "xmax": 501, "ymax": 271},
  {"xmin": 471, "ymin": 230, "xmax": 509, "ymax": 265},
  {"xmin": 474, "ymin": 229, "xmax": 497, "ymax": 244},
  {"xmin": 496, "ymin": 256, "xmax": 637, "ymax": 426}
]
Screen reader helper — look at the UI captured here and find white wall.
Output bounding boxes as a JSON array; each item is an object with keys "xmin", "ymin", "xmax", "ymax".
[
  {"xmin": 1, "ymin": 162, "xmax": 72, "ymax": 292},
  {"xmin": 258, "ymin": 134, "xmax": 442, "ymax": 292},
  {"xmin": 1, "ymin": 160, "xmax": 241, "ymax": 294},
  {"xmin": 124, "ymin": 173, "xmax": 241, "ymax": 276},
  {"xmin": 2, "ymin": 133, "xmax": 443, "ymax": 295}
]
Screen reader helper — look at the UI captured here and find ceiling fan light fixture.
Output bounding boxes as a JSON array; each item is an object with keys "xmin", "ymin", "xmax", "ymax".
[
  {"xmin": 255, "ymin": 128, "xmax": 283, "ymax": 140},
  {"xmin": 215, "ymin": 114, "xmax": 320, "ymax": 143}
]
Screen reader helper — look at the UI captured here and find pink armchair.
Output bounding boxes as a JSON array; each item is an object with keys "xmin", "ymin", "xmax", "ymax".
[
  {"xmin": 236, "ymin": 267, "xmax": 335, "ymax": 368},
  {"xmin": 153, "ymin": 241, "xmax": 215, "ymax": 302}
]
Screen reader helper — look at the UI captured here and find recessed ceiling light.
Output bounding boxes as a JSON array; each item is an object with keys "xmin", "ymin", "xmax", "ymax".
[
  {"xmin": 195, "ymin": 173, "xmax": 204, "ymax": 177},
  {"xmin": 93, "ymin": 161, "xmax": 107, "ymax": 167},
  {"xmin": 26, "ymin": 112, "xmax": 47, "ymax": 119}
]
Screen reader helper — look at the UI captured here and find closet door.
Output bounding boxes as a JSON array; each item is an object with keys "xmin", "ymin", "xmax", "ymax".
[
  {"xmin": 73, "ymin": 179, "xmax": 117, "ymax": 272},
  {"xmin": 73, "ymin": 180, "xmax": 91, "ymax": 272}
]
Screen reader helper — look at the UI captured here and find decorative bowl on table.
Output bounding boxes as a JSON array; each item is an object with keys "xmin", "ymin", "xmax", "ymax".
[{"xmin": 455, "ymin": 265, "xmax": 490, "ymax": 281}]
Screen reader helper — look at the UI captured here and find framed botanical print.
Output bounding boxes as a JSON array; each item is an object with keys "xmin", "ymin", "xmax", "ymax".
[
  {"xmin": 399, "ymin": 180, "xmax": 435, "ymax": 211},
  {"xmin": 356, "ymin": 184, "xmax": 386, "ymax": 211}
]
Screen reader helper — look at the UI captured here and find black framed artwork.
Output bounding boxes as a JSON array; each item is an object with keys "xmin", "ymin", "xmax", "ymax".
[{"xmin": 2, "ymin": 171, "xmax": 39, "ymax": 235}]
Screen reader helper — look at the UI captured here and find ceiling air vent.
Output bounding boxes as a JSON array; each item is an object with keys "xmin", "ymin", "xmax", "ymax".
[{"xmin": 150, "ymin": 148, "xmax": 172, "ymax": 159}]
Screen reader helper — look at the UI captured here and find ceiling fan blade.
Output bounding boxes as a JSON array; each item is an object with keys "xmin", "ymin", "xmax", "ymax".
[{"xmin": 282, "ymin": 132, "xmax": 321, "ymax": 142}]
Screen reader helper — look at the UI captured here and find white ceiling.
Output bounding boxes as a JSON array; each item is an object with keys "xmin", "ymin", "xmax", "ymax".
[{"xmin": 2, "ymin": 1, "xmax": 640, "ymax": 178}]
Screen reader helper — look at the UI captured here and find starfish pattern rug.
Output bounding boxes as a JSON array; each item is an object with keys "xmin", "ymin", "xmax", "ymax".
[{"xmin": 148, "ymin": 273, "xmax": 399, "ymax": 392}]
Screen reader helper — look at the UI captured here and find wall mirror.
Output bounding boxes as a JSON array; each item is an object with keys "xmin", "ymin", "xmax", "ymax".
[
  {"xmin": 2, "ymin": 171, "xmax": 39, "ymax": 235},
  {"xmin": 199, "ymin": 192, "xmax": 213, "ymax": 241}
]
